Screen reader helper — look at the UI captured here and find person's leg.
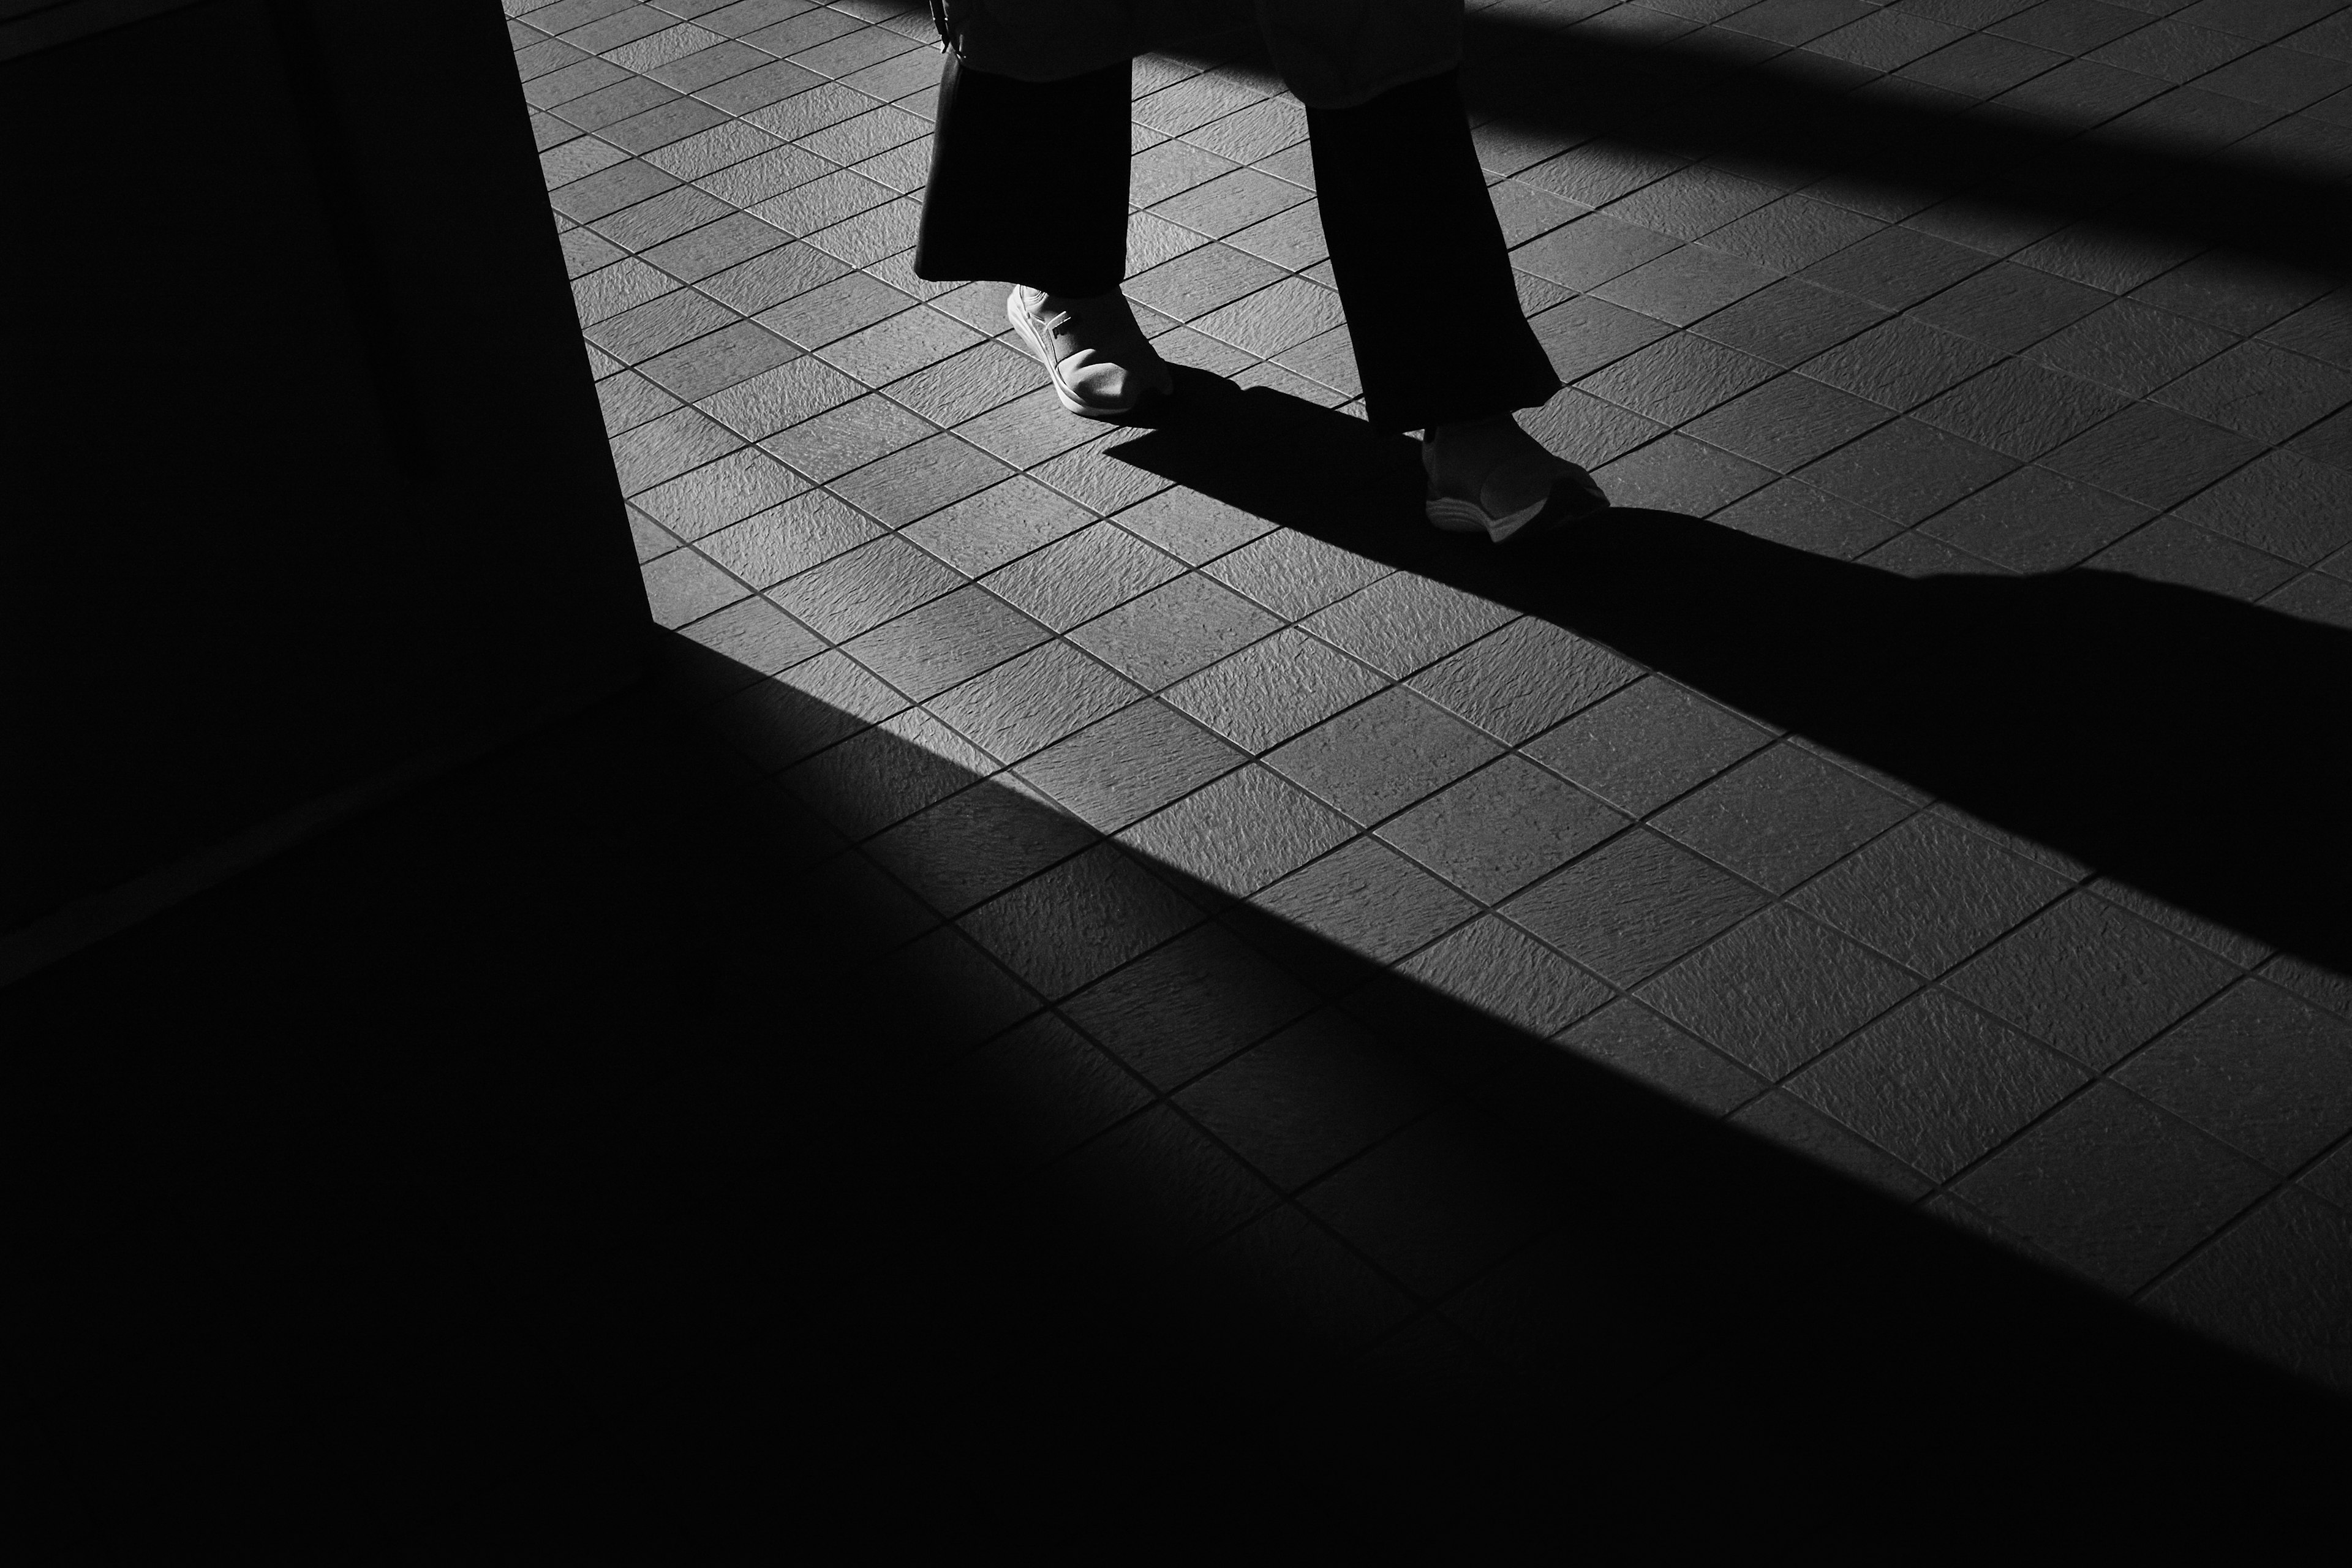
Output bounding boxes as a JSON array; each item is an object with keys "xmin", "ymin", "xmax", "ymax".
[
  {"xmin": 914, "ymin": 56, "xmax": 1131, "ymax": 296},
  {"xmin": 1306, "ymin": 70, "xmax": 1558, "ymax": 433},
  {"xmin": 915, "ymin": 56, "xmax": 1172, "ymax": 418},
  {"xmin": 1308, "ymin": 71, "xmax": 1602, "ymax": 541}
]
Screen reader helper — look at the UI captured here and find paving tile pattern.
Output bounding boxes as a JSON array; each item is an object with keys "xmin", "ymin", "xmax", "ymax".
[{"xmin": 511, "ymin": 0, "xmax": 2352, "ymax": 1392}]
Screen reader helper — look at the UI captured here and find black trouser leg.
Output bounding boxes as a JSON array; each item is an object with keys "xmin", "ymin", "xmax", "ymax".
[
  {"xmin": 1307, "ymin": 71, "xmax": 1560, "ymax": 433},
  {"xmin": 916, "ymin": 59, "xmax": 1558, "ymax": 433},
  {"xmin": 913, "ymin": 56, "xmax": 1132, "ymax": 297}
]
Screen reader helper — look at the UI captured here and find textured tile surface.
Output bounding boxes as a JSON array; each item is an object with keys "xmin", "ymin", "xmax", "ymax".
[{"xmin": 526, "ymin": 0, "xmax": 2352, "ymax": 1417}]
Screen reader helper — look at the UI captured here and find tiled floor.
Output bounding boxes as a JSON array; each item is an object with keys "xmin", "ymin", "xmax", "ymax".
[{"xmin": 513, "ymin": 0, "xmax": 2352, "ymax": 1426}]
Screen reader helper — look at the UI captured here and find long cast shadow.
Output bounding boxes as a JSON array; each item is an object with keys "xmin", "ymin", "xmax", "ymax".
[
  {"xmin": 1460, "ymin": 13, "xmax": 2346, "ymax": 278},
  {"xmin": 1112, "ymin": 375, "xmax": 2352, "ymax": 973},
  {"xmin": 6, "ymin": 655, "xmax": 2340, "ymax": 1558},
  {"xmin": 1158, "ymin": 6, "xmax": 2348, "ymax": 276}
]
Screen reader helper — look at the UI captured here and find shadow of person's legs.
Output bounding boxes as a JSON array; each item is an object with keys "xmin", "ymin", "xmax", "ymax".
[{"xmin": 1111, "ymin": 377, "xmax": 2352, "ymax": 974}]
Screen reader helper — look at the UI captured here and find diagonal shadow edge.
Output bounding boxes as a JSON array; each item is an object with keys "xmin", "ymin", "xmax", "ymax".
[
  {"xmin": 1154, "ymin": 12, "xmax": 2352, "ymax": 277},
  {"xmin": 638, "ymin": 641, "xmax": 2349, "ymax": 1548},
  {"xmin": 1106, "ymin": 379, "xmax": 2352, "ymax": 975},
  {"xmin": 10, "ymin": 654, "xmax": 2340, "ymax": 1553}
]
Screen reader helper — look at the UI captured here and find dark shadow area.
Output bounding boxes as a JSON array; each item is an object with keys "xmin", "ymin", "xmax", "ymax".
[
  {"xmin": 4, "ymin": 646, "xmax": 2342, "ymax": 1561},
  {"xmin": 1161, "ymin": 10, "xmax": 2349, "ymax": 275},
  {"xmin": 1453, "ymin": 15, "xmax": 2348, "ymax": 279},
  {"xmin": 1112, "ymin": 375, "xmax": 2352, "ymax": 974},
  {"xmin": 3, "ymin": 1, "xmax": 644, "ymax": 937}
]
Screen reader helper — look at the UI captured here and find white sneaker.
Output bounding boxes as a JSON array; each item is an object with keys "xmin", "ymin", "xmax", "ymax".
[
  {"xmin": 1006, "ymin": 285, "xmax": 1175, "ymax": 420},
  {"xmin": 1422, "ymin": 443, "xmax": 1608, "ymax": 545}
]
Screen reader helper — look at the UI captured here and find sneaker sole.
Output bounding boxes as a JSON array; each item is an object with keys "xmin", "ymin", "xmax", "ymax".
[{"xmin": 1426, "ymin": 475, "xmax": 1608, "ymax": 545}]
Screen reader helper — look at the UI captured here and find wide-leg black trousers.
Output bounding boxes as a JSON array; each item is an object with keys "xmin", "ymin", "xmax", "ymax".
[{"xmin": 913, "ymin": 59, "xmax": 1560, "ymax": 433}]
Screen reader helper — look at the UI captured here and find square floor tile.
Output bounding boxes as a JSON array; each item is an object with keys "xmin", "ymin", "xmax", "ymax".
[
  {"xmin": 1701, "ymin": 192, "xmax": 1885, "ymax": 274},
  {"xmin": 2175, "ymin": 450, "xmax": 2352, "ymax": 565},
  {"xmin": 1796, "ymin": 417, "xmax": 2018, "ymax": 523},
  {"xmin": 2152, "ymin": 339, "xmax": 2352, "ymax": 444},
  {"xmin": 697, "ymin": 488, "xmax": 881, "ymax": 587},
  {"xmin": 1907, "ymin": 260, "xmax": 2113, "ymax": 352},
  {"xmin": 1790, "ymin": 812, "xmax": 2073, "ymax": 975},
  {"xmin": 1189, "ymin": 275, "xmax": 1346, "ymax": 358},
  {"xmin": 1651, "ymin": 743, "xmax": 1915, "ymax": 894},
  {"xmin": 1406, "ymin": 618, "xmax": 1642, "ymax": 747},
  {"xmin": 758, "ymin": 393, "xmax": 933, "ymax": 483},
  {"xmin": 1503, "ymin": 829, "xmax": 1766, "ymax": 987},
  {"xmin": 1944, "ymin": 892, "xmax": 2237, "ymax": 1068},
  {"xmin": 1174, "ymin": 1010, "xmax": 1439, "ymax": 1191},
  {"xmin": 1575, "ymin": 334, "xmax": 1781, "ymax": 426},
  {"xmin": 1396, "ymin": 917, "xmax": 1615, "ymax": 1038},
  {"xmin": 633, "ymin": 445, "xmax": 806, "ymax": 538},
  {"xmin": 1728, "ymin": 1090, "xmax": 1934, "ymax": 1200},
  {"xmin": 842, "ymin": 584, "xmax": 1047, "ymax": 701},
  {"xmin": 703, "ymin": 649, "xmax": 908, "ymax": 772},
  {"xmin": 1120, "ymin": 764, "xmax": 1357, "ymax": 899},
  {"xmin": 925, "ymin": 640, "xmax": 1144, "ymax": 764},
  {"xmin": 1250, "ymin": 837, "xmax": 1480, "ymax": 965},
  {"xmin": 1523, "ymin": 676, "xmax": 1773, "ymax": 818},
  {"xmin": 2130, "ymin": 249, "xmax": 2333, "ymax": 336},
  {"xmin": 1301, "ymin": 575, "xmax": 1517, "ymax": 679},
  {"xmin": 638, "ymin": 319, "xmax": 802, "ymax": 401},
  {"xmin": 1555, "ymin": 1002, "xmax": 1768, "ymax": 1117},
  {"xmin": 766, "ymin": 533, "xmax": 962, "ymax": 641},
  {"xmin": 1797, "ymin": 225, "xmax": 1992, "ymax": 311},
  {"xmin": 1594, "ymin": 435, "xmax": 1777, "ymax": 513},
  {"xmin": 1605, "ymin": 163, "xmax": 1781, "ymax": 241},
  {"xmin": 1529, "ymin": 295, "xmax": 1675, "ymax": 382},
  {"xmin": 1692, "ymin": 277, "xmax": 1890, "ymax": 368},
  {"xmin": 1069, "ymin": 573, "xmax": 1284, "ymax": 690},
  {"xmin": 1521, "ymin": 139, "xmax": 1688, "ymax": 209},
  {"xmin": 1017, "ymin": 699, "xmax": 1245, "ymax": 834},
  {"xmin": 864, "ymin": 777, "xmax": 1098, "ymax": 916},
  {"xmin": 700, "ymin": 355, "xmax": 867, "ymax": 439},
  {"xmin": 1916, "ymin": 464, "xmax": 2153, "ymax": 571},
  {"xmin": 2140, "ymin": 1186, "xmax": 2352, "ymax": 1394},
  {"xmin": 1163, "ymin": 629, "xmax": 1390, "ymax": 755},
  {"xmin": 1679, "ymin": 373, "xmax": 1893, "ymax": 472},
  {"xmin": 2040, "ymin": 401, "xmax": 2266, "ymax": 510},
  {"xmin": 1789, "ymin": 990, "xmax": 2086, "ymax": 1181},
  {"xmin": 900, "ymin": 477, "xmax": 1094, "ymax": 578},
  {"xmin": 1152, "ymin": 167, "xmax": 1312, "ymax": 239},
  {"xmin": 700, "ymin": 241, "xmax": 854, "ymax": 317},
  {"xmin": 1954, "ymin": 1082, "xmax": 2272, "ymax": 1291},
  {"xmin": 781, "ymin": 709, "xmax": 993, "ymax": 841},
  {"xmin": 817, "ymin": 304, "xmax": 987, "ymax": 387},
  {"xmin": 1204, "ymin": 530, "xmax": 1391, "ymax": 620},
  {"xmin": 959, "ymin": 841, "xmax": 1207, "ymax": 998},
  {"xmin": 755, "ymin": 269, "xmax": 915, "ymax": 349},
  {"xmin": 1711, "ymin": 477, "xmax": 1904, "ymax": 560},
  {"xmin": 1297, "ymin": 1113, "xmax": 1552, "ymax": 1299},
  {"xmin": 1512, "ymin": 212, "xmax": 1683, "ymax": 292},
  {"xmin": 1588, "ymin": 244, "xmax": 1779, "ymax": 328},
  {"xmin": 2115, "ymin": 981, "xmax": 2352, "ymax": 1173},
  {"xmin": 1126, "ymin": 242, "xmax": 1289, "ymax": 323},
  {"xmin": 1378, "ymin": 756, "xmax": 1628, "ymax": 905},
  {"xmin": 916, "ymin": 1011, "xmax": 1155, "ymax": 1175},
  {"xmin": 1800, "ymin": 316, "xmax": 2005, "ymax": 410},
  {"xmin": 2086, "ymin": 513, "xmax": 2296, "ymax": 599},
  {"xmin": 984, "ymin": 523, "xmax": 1188, "ymax": 633},
  {"xmin": 1639, "ymin": 904, "xmax": 1918, "ymax": 1080},
  {"xmin": 1060, "ymin": 924, "xmax": 1317, "ymax": 1089},
  {"xmin": 1265, "ymin": 687, "xmax": 1504, "ymax": 827},
  {"xmin": 1912, "ymin": 357, "xmax": 2129, "ymax": 459}
]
